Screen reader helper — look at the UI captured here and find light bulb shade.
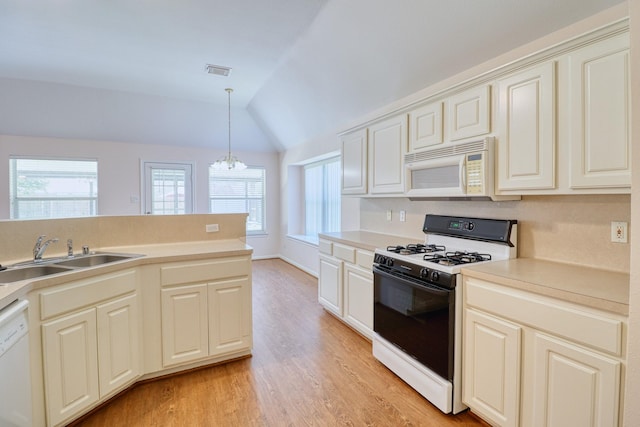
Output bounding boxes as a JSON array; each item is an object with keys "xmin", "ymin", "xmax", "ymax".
[{"xmin": 212, "ymin": 155, "xmax": 247, "ymax": 171}]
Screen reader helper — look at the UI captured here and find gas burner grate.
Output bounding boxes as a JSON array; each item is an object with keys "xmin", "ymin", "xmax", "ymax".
[
  {"xmin": 410, "ymin": 244, "xmax": 446, "ymax": 254},
  {"xmin": 387, "ymin": 244, "xmax": 446, "ymax": 255},
  {"xmin": 423, "ymin": 251, "xmax": 492, "ymax": 266}
]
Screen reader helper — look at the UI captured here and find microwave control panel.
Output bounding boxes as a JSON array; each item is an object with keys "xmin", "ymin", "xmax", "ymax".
[{"xmin": 465, "ymin": 153, "xmax": 485, "ymax": 195}]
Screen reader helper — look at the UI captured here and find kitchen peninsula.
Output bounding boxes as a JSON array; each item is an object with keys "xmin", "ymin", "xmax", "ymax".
[{"xmin": 0, "ymin": 213, "xmax": 253, "ymax": 427}]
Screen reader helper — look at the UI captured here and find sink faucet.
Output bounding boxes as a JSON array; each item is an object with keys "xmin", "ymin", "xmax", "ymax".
[
  {"xmin": 67, "ymin": 239, "xmax": 74, "ymax": 258},
  {"xmin": 33, "ymin": 235, "xmax": 59, "ymax": 262}
]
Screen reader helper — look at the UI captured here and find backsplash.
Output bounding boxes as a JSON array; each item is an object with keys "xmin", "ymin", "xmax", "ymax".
[
  {"xmin": 360, "ymin": 194, "xmax": 631, "ymax": 273},
  {"xmin": 0, "ymin": 213, "xmax": 248, "ymax": 264}
]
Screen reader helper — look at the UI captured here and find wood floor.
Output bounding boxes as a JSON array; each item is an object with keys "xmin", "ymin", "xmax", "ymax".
[{"xmin": 75, "ymin": 259, "xmax": 488, "ymax": 427}]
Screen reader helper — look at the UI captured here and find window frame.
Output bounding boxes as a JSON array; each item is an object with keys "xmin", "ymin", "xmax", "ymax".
[
  {"xmin": 303, "ymin": 156, "xmax": 341, "ymax": 240},
  {"xmin": 208, "ymin": 165, "xmax": 267, "ymax": 235},
  {"xmin": 9, "ymin": 156, "xmax": 99, "ymax": 219}
]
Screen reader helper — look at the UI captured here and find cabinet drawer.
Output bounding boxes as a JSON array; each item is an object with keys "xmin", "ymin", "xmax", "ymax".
[
  {"xmin": 318, "ymin": 239, "xmax": 333, "ymax": 255},
  {"xmin": 333, "ymin": 243, "xmax": 356, "ymax": 263},
  {"xmin": 40, "ymin": 269, "xmax": 137, "ymax": 320},
  {"xmin": 161, "ymin": 256, "xmax": 250, "ymax": 287},
  {"xmin": 356, "ymin": 250, "xmax": 374, "ymax": 270},
  {"xmin": 464, "ymin": 277, "xmax": 624, "ymax": 356}
]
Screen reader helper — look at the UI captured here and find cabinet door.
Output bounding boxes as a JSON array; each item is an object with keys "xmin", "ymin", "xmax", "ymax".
[
  {"xmin": 343, "ymin": 264, "xmax": 373, "ymax": 339},
  {"xmin": 369, "ymin": 115, "xmax": 407, "ymax": 194},
  {"xmin": 532, "ymin": 333, "xmax": 621, "ymax": 427},
  {"xmin": 208, "ymin": 277, "xmax": 252, "ymax": 357},
  {"xmin": 448, "ymin": 85, "xmax": 491, "ymax": 141},
  {"xmin": 42, "ymin": 308, "xmax": 99, "ymax": 427},
  {"xmin": 409, "ymin": 101, "xmax": 443, "ymax": 152},
  {"xmin": 568, "ymin": 33, "xmax": 630, "ymax": 189},
  {"xmin": 341, "ymin": 128, "xmax": 368, "ymax": 195},
  {"xmin": 463, "ymin": 309, "xmax": 521, "ymax": 427},
  {"xmin": 318, "ymin": 254, "xmax": 343, "ymax": 316},
  {"xmin": 161, "ymin": 284, "xmax": 208, "ymax": 367},
  {"xmin": 497, "ymin": 62, "xmax": 556, "ymax": 190},
  {"xmin": 97, "ymin": 294, "xmax": 140, "ymax": 397}
]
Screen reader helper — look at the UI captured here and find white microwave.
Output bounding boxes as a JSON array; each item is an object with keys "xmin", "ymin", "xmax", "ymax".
[{"xmin": 404, "ymin": 137, "xmax": 518, "ymax": 201}]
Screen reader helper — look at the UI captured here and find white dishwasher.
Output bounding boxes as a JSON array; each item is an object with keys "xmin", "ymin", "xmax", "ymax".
[{"xmin": 0, "ymin": 299, "xmax": 32, "ymax": 427}]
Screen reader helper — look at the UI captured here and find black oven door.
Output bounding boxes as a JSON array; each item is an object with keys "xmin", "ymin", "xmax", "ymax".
[{"xmin": 373, "ymin": 265, "xmax": 454, "ymax": 381}]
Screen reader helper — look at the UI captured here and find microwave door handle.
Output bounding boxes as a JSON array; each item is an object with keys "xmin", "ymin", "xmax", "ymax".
[{"xmin": 460, "ymin": 158, "xmax": 466, "ymax": 191}]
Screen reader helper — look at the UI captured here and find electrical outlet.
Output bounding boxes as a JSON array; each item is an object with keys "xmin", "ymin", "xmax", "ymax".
[
  {"xmin": 206, "ymin": 224, "xmax": 219, "ymax": 233},
  {"xmin": 399, "ymin": 210, "xmax": 406, "ymax": 222},
  {"xmin": 611, "ymin": 221, "xmax": 628, "ymax": 243},
  {"xmin": 386, "ymin": 210, "xmax": 392, "ymax": 221}
]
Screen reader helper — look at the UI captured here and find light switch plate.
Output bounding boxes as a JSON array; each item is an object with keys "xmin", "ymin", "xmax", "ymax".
[{"xmin": 386, "ymin": 210, "xmax": 392, "ymax": 221}]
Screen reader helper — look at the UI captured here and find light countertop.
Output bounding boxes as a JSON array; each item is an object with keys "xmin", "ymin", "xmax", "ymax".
[
  {"xmin": 462, "ymin": 258, "xmax": 629, "ymax": 315},
  {"xmin": 319, "ymin": 230, "xmax": 421, "ymax": 252},
  {"xmin": 318, "ymin": 231, "xmax": 629, "ymax": 316},
  {"xmin": 0, "ymin": 239, "xmax": 253, "ymax": 310}
]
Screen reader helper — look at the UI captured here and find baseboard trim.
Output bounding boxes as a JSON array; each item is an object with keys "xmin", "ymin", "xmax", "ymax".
[{"xmin": 275, "ymin": 255, "xmax": 318, "ymax": 278}]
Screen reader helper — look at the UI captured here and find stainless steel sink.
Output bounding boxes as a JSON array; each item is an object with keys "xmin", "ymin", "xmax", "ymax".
[
  {"xmin": 0, "ymin": 265, "xmax": 73, "ymax": 283},
  {"xmin": 53, "ymin": 253, "xmax": 138, "ymax": 268},
  {"xmin": 0, "ymin": 252, "xmax": 142, "ymax": 284}
]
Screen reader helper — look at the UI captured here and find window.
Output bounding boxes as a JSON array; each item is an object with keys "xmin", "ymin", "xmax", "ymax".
[
  {"xmin": 209, "ymin": 167, "xmax": 266, "ymax": 234},
  {"xmin": 9, "ymin": 158, "xmax": 98, "ymax": 219},
  {"xmin": 143, "ymin": 162, "xmax": 193, "ymax": 215},
  {"xmin": 304, "ymin": 157, "xmax": 340, "ymax": 238}
]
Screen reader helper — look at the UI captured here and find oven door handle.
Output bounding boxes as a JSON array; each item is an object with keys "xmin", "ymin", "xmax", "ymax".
[{"xmin": 373, "ymin": 265, "xmax": 451, "ymax": 297}]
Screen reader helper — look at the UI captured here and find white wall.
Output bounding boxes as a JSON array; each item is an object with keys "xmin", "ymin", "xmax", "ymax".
[
  {"xmin": 623, "ymin": 0, "xmax": 640, "ymax": 424},
  {"xmin": 280, "ymin": 133, "xmax": 360, "ymax": 274},
  {"xmin": 0, "ymin": 134, "xmax": 281, "ymax": 258}
]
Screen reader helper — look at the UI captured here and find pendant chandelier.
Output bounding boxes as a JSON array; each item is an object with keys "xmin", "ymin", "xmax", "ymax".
[{"xmin": 212, "ymin": 88, "xmax": 246, "ymax": 171}]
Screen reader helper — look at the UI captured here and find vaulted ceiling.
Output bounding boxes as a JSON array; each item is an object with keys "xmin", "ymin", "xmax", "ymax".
[{"xmin": 0, "ymin": 0, "xmax": 626, "ymax": 152}]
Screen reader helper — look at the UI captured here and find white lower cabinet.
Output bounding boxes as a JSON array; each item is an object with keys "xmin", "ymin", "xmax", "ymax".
[
  {"xmin": 531, "ymin": 332, "xmax": 621, "ymax": 427},
  {"xmin": 159, "ymin": 256, "xmax": 253, "ymax": 368},
  {"xmin": 464, "ymin": 309, "xmax": 521, "ymax": 427},
  {"xmin": 343, "ymin": 263, "xmax": 374, "ymax": 338},
  {"xmin": 161, "ymin": 284, "xmax": 209, "ymax": 366},
  {"xmin": 462, "ymin": 276, "xmax": 625, "ymax": 427},
  {"xmin": 318, "ymin": 254, "xmax": 343, "ymax": 316},
  {"xmin": 96, "ymin": 294, "xmax": 140, "ymax": 397},
  {"xmin": 208, "ymin": 277, "xmax": 252, "ymax": 357},
  {"xmin": 38, "ymin": 269, "xmax": 140, "ymax": 427},
  {"xmin": 42, "ymin": 309, "xmax": 99, "ymax": 427},
  {"xmin": 318, "ymin": 239, "xmax": 374, "ymax": 339},
  {"xmin": 32, "ymin": 254, "xmax": 253, "ymax": 427}
]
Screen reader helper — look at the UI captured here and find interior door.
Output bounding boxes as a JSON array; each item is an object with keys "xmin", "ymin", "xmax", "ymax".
[{"xmin": 143, "ymin": 162, "xmax": 194, "ymax": 214}]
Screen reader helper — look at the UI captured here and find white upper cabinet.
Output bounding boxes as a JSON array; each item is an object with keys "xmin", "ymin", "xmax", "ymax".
[
  {"xmin": 341, "ymin": 128, "xmax": 368, "ymax": 195},
  {"xmin": 409, "ymin": 101, "xmax": 443, "ymax": 152},
  {"xmin": 497, "ymin": 62, "xmax": 556, "ymax": 191},
  {"xmin": 448, "ymin": 85, "xmax": 491, "ymax": 141},
  {"xmin": 338, "ymin": 22, "xmax": 629, "ymax": 197},
  {"xmin": 567, "ymin": 32, "xmax": 630, "ymax": 189},
  {"xmin": 368, "ymin": 114, "xmax": 407, "ymax": 194}
]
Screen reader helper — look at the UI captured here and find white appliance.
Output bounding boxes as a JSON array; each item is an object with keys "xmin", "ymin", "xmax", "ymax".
[
  {"xmin": 404, "ymin": 137, "xmax": 518, "ymax": 201},
  {"xmin": 372, "ymin": 215, "xmax": 517, "ymax": 414},
  {"xmin": 0, "ymin": 299, "xmax": 32, "ymax": 427}
]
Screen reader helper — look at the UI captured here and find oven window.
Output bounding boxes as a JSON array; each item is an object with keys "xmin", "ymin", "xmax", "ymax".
[{"xmin": 374, "ymin": 271, "xmax": 454, "ymax": 380}]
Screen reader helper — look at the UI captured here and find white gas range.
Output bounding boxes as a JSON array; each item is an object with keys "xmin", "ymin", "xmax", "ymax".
[{"xmin": 372, "ymin": 214, "xmax": 518, "ymax": 414}]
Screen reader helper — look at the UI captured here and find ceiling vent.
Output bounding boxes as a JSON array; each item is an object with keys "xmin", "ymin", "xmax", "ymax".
[{"xmin": 205, "ymin": 64, "xmax": 232, "ymax": 77}]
